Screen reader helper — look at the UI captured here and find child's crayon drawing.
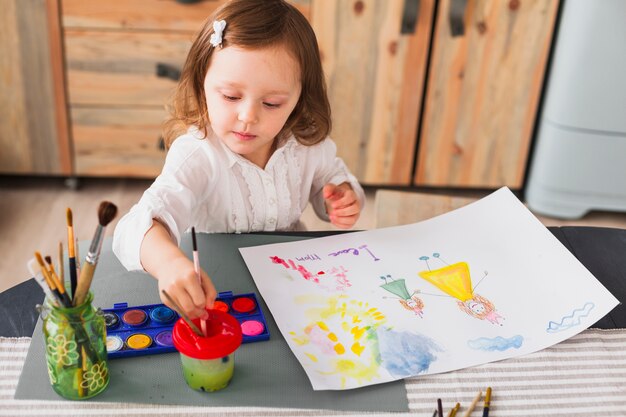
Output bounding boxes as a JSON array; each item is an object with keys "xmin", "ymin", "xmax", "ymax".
[
  {"xmin": 546, "ymin": 302, "xmax": 595, "ymax": 333},
  {"xmin": 379, "ymin": 275, "xmax": 424, "ymax": 317},
  {"xmin": 240, "ymin": 188, "xmax": 619, "ymax": 390},
  {"xmin": 328, "ymin": 244, "xmax": 381, "ymax": 261},
  {"xmin": 417, "ymin": 254, "xmax": 504, "ymax": 325},
  {"xmin": 467, "ymin": 335, "xmax": 523, "ymax": 351},
  {"xmin": 288, "ymin": 294, "xmax": 439, "ymax": 388},
  {"xmin": 269, "ymin": 256, "xmax": 352, "ymax": 292}
]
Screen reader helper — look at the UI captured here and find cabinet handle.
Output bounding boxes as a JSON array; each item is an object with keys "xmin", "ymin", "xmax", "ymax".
[
  {"xmin": 157, "ymin": 136, "xmax": 166, "ymax": 151},
  {"xmin": 401, "ymin": 0, "xmax": 420, "ymax": 34},
  {"xmin": 449, "ymin": 0, "xmax": 468, "ymax": 37},
  {"xmin": 156, "ymin": 63, "xmax": 181, "ymax": 82}
]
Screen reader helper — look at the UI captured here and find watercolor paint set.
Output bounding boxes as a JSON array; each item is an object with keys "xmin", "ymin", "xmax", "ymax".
[
  {"xmin": 103, "ymin": 291, "xmax": 270, "ymax": 359},
  {"xmin": 211, "ymin": 291, "xmax": 270, "ymax": 343}
]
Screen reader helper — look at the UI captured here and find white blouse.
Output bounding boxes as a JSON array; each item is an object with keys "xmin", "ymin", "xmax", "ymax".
[{"xmin": 112, "ymin": 127, "xmax": 365, "ymax": 272}]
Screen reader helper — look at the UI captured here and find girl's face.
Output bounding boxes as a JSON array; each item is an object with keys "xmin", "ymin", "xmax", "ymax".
[
  {"xmin": 468, "ymin": 301, "xmax": 486, "ymax": 315},
  {"xmin": 204, "ymin": 45, "xmax": 302, "ymax": 168}
]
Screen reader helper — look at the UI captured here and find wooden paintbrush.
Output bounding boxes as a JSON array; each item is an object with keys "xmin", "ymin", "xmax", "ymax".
[
  {"xmin": 67, "ymin": 208, "xmax": 77, "ymax": 301},
  {"xmin": 34, "ymin": 252, "xmax": 70, "ymax": 307},
  {"xmin": 45, "ymin": 255, "xmax": 72, "ymax": 307},
  {"xmin": 191, "ymin": 227, "xmax": 207, "ymax": 336},
  {"xmin": 27, "ymin": 258, "xmax": 59, "ymax": 305},
  {"xmin": 58, "ymin": 241, "xmax": 64, "ymax": 292},
  {"xmin": 161, "ymin": 290, "xmax": 204, "ymax": 337},
  {"xmin": 73, "ymin": 201, "xmax": 118, "ymax": 306},
  {"xmin": 75, "ymin": 237, "xmax": 81, "ymax": 277}
]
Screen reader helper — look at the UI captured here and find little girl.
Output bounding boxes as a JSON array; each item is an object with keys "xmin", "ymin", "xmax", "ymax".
[{"xmin": 113, "ymin": 0, "xmax": 364, "ymax": 320}]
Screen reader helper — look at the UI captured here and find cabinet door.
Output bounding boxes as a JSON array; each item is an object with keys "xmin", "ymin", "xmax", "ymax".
[
  {"xmin": 415, "ymin": 0, "xmax": 559, "ymax": 188},
  {"xmin": 0, "ymin": 0, "xmax": 71, "ymax": 175},
  {"xmin": 312, "ymin": 0, "xmax": 434, "ymax": 186}
]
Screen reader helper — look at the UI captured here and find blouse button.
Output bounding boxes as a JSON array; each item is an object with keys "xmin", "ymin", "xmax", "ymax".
[
  {"xmin": 269, "ymin": 198, "xmax": 276, "ymax": 205},
  {"xmin": 268, "ymin": 218, "xmax": 276, "ymax": 224}
]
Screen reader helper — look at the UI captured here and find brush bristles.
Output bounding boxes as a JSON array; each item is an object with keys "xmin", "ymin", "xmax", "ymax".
[
  {"xmin": 192, "ymin": 227, "xmax": 198, "ymax": 251},
  {"xmin": 66, "ymin": 208, "xmax": 73, "ymax": 227},
  {"xmin": 45, "ymin": 256, "xmax": 52, "ymax": 266},
  {"xmin": 98, "ymin": 201, "xmax": 118, "ymax": 227}
]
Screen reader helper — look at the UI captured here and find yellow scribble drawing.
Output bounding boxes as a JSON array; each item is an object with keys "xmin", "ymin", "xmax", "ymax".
[{"xmin": 289, "ymin": 294, "xmax": 387, "ymax": 388}]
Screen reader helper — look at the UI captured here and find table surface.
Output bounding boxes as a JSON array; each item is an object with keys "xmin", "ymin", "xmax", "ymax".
[{"xmin": 2, "ymin": 228, "xmax": 625, "ymax": 416}]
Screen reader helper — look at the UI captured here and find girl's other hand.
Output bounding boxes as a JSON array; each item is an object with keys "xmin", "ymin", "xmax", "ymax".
[
  {"xmin": 323, "ymin": 182, "xmax": 361, "ymax": 229},
  {"xmin": 157, "ymin": 255, "xmax": 217, "ymax": 319}
]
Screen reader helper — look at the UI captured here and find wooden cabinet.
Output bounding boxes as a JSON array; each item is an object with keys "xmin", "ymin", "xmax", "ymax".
[
  {"xmin": 2, "ymin": 0, "xmax": 558, "ymax": 190},
  {"xmin": 414, "ymin": 0, "xmax": 559, "ymax": 188},
  {"xmin": 313, "ymin": 0, "xmax": 435, "ymax": 186},
  {"xmin": 0, "ymin": 0, "xmax": 71, "ymax": 175},
  {"xmin": 317, "ymin": 0, "xmax": 558, "ymax": 189}
]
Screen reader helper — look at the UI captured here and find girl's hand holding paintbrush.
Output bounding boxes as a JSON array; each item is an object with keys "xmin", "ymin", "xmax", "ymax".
[{"xmin": 141, "ymin": 219, "xmax": 217, "ymax": 320}]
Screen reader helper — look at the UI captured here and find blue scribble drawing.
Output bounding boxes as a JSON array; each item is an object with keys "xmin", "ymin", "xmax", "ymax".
[
  {"xmin": 377, "ymin": 327, "xmax": 442, "ymax": 378},
  {"xmin": 468, "ymin": 335, "xmax": 523, "ymax": 351},
  {"xmin": 546, "ymin": 302, "xmax": 595, "ymax": 333}
]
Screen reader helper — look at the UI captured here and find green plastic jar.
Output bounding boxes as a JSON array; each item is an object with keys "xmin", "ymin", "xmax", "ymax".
[
  {"xmin": 172, "ymin": 309, "xmax": 242, "ymax": 392},
  {"xmin": 41, "ymin": 293, "xmax": 109, "ymax": 400}
]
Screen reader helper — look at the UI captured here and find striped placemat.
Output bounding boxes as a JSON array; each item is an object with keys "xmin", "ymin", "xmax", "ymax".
[{"xmin": 3, "ymin": 329, "xmax": 626, "ymax": 417}]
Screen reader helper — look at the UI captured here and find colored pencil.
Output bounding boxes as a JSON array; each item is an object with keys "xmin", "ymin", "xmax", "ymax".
[
  {"xmin": 161, "ymin": 290, "xmax": 204, "ymax": 337},
  {"xmin": 437, "ymin": 398, "xmax": 443, "ymax": 417},
  {"xmin": 191, "ymin": 227, "xmax": 207, "ymax": 336},
  {"xmin": 482, "ymin": 387, "xmax": 492, "ymax": 417},
  {"xmin": 448, "ymin": 402, "xmax": 460, "ymax": 417},
  {"xmin": 463, "ymin": 390, "xmax": 482, "ymax": 417}
]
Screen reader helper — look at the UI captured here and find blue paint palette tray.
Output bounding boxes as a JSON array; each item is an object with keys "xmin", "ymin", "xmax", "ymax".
[
  {"xmin": 103, "ymin": 291, "xmax": 270, "ymax": 359},
  {"xmin": 102, "ymin": 302, "xmax": 179, "ymax": 359}
]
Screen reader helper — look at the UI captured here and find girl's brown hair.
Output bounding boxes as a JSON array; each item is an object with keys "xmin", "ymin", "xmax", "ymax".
[{"xmin": 163, "ymin": 0, "xmax": 331, "ymax": 148}]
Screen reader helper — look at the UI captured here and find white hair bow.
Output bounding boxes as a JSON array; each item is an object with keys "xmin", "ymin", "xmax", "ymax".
[{"xmin": 210, "ymin": 20, "xmax": 227, "ymax": 48}]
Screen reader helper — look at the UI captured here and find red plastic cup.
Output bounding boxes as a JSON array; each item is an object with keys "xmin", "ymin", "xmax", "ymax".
[{"xmin": 172, "ymin": 309, "xmax": 242, "ymax": 392}]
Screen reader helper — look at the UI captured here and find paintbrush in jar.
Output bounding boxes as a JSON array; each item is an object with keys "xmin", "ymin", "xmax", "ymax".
[
  {"xmin": 66, "ymin": 208, "xmax": 77, "ymax": 301},
  {"xmin": 27, "ymin": 258, "xmax": 60, "ymax": 306},
  {"xmin": 35, "ymin": 252, "xmax": 71, "ymax": 307},
  {"xmin": 33, "ymin": 254, "xmax": 99, "ymax": 362},
  {"xmin": 73, "ymin": 201, "xmax": 118, "ymax": 306},
  {"xmin": 58, "ymin": 241, "xmax": 64, "ymax": 293},
  {"xmin": 45, "ymin": 255, "xmax": 72, "ymax": 307},
  {"xmin": 75, "ymin": 237, "xmax": 81, "ymax": 277}
]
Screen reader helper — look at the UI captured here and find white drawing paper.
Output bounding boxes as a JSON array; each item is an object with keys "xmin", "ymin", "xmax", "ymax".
[{"xmin": 239, "ymin": 188, "xmax": 619, "ymax": 390}]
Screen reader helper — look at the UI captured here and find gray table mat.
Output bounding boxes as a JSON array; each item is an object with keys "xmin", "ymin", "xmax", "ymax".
[{"xmin": 15, "ymin": 234, "xmax": 408, "ymax": 412}]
